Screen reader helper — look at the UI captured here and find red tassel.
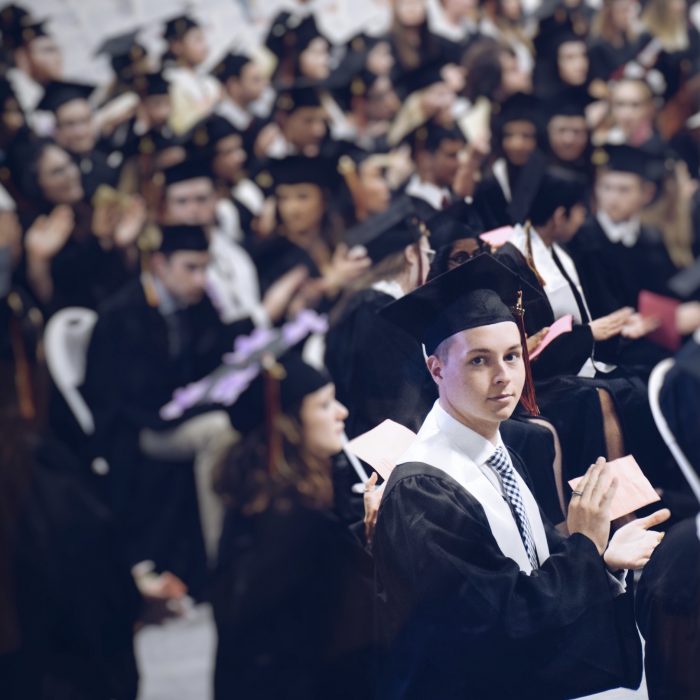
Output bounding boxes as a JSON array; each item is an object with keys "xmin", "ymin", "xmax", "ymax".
[{"xmin": 513, "ymin": 290, "xmax": 539, "ymax": 416}]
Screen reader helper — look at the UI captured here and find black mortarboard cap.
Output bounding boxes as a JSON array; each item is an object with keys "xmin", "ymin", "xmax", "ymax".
[
  {"xmin": 162, "ymin": 14, "xmax": 199, "ymax": 42},
  {"xmin": 187, "ymin": 115, "xmax": 242, "ymax": 161},
  {"xmin": 3, "ymin": 14, "xmax": 47, "ymax": 50},
  {"xmin": 95, "ymin": 29, "xmax": 148, "ymax": 82},
  {"xmin": 265, "ymin": 11, "xmax": 325, "ymax": 61},
  {"xmin": 161, "ymin": 157, "xmax": 211, "ymax": 187},
  {"xmin": 0, "ymin": 3, "xmax": 28, "ymax": 46},
  {"xmin": 274, "ymin": 83, "xmax": 323, "ymax": 112},
  {"xmin": 494, "ymin": 92, "xmax": 544, "ymax": 131},
  {"xmin": 425, "ymin": 200, "xmax": 481, "ymax": 252},
  {"xmin": 264, "ymin": 154, "xmax": 336, "ymax": 189},
  {"xmin": 345, "ymin": 196, "xmax": 425, "ymax": 263},
  {"xmin": 211, "ymin": 52, "xmax": 251, "ymax": 81},
  {"xmin": 591, "ymin": 143, "xmax": 664, "ymax": 182},
  {"xmin": 545, "ymin": 86, "xmax": 592, "ymax": 119},
  {"xmin": 133, "ymin": 71, "xmax": 169, "ymax": 98},
  {"xmin": 36, "ymin": 80, "xmax": 95, "ymax": 113},
  {"xmin": 157, "ymin": 224, "xmax": 208, "ymax": 253},
  {"xmin": 380, "ymin": 253, "xmax": 543, "ymax": 355},
  {"xmin": 228, "ymin": 350, "xmax": 331, "ymax": 433},
  {"xmin": 405, "ymin": 118, "xmax": 465, "ymax": 154}
]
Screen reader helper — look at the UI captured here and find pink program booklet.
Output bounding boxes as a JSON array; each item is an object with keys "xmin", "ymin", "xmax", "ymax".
[{"xmin": 529, "ymin": 315, "xmax": 574, "ymax": 360}]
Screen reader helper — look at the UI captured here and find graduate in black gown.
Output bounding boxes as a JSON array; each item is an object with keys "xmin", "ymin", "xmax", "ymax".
[
  {"xmin": 373, "ymin": 253, "xmax": 670, "ymax": 700},
  {"xmin": 636, "ymin": 515, "xmax": 700, "ymax": 700},
  {"xmin": 325, "ymin": 198, "xmax": 436, "ymax": 438},
  {"xmin": 568, "ymin": 144, "xmax": 680, "ymax": 372},
  {"xmin": 212, "ymin": 354, "xmax": 374, "ymax": 700}
]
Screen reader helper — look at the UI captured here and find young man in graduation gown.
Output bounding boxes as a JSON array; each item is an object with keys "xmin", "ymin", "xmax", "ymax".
[
  {"xmin": 568, "ymin": 144, "xmax": 679, "ymax": 371},
  {"xmin": 373, "ymin": 253, "xmax": 669, "ymax": 700},
  {"xmin": 81, "ymin": 224, "xmax": 253, "ymax": 583}
]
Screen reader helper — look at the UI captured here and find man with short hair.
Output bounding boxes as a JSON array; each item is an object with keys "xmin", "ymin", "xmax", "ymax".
[{"xmin": 373, "ymin": 253, "xmax": 669, "ymax": 700}]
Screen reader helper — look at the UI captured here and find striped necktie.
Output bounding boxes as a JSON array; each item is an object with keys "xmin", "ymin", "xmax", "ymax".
[{"xmin": 487, "ymin": 446, "xmax": 539, "ymax": 569}]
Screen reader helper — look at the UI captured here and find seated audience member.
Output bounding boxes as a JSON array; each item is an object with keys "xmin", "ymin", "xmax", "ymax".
[
  {"xmin": 374, "ymin": 253, "xmax": 670, "ymax": 699},
  {"xmin": 212, "ymin": 353, "xmax": 375, "ymax": 700}
]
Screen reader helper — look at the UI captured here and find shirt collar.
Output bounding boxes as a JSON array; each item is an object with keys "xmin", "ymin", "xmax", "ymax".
[
  {"xmin": 434, "ymin": 401, "xmax": 502, "ymax": 466},
  {"xmin": 596, "ymin": 211, "xmax": 641, "ymax": 247},
  {"xmin": 152, "ymin": 276, "xmax": 180, "ymax": 316},
  {"xmin": 405, "ymin": 174, "xmax": 451, "ymax": 211}
]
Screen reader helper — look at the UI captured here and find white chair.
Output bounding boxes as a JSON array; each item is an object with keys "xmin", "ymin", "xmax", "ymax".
[
  {"xmin": 44, "ymin": 307, "xmax": 98, "ymax": 435},
  {"xmin": 648, "ymin": 358, "xmax": 700, "ymax": 503}
]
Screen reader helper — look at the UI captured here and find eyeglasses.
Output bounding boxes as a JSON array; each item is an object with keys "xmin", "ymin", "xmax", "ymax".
[{"xmin": 425, "ymin": 248, "xmax": 436, "ymax": 264}]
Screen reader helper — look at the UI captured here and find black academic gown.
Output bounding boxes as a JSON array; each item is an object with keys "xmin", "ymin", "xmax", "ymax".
[
  {"xmin": 496, "ymin": 243, "xmax": 669, "ymax": 483},
  {"xmin": 374, "ymin": 456, "xmax": 642, "ymax": 700},
  {"xmin": 212, "ymin": 501, "xmax": 374, "ymax": 700},
  {"xmin": 81, "ymin": 279, "xmax": 254, "ymax": 589},
  {"xmin": 325, "ymin": 288, "xmax": 437, "ymax": 438},
  {"xmin": 568, "ymin": 216, "xmax": 678, "ymax": 372},
  {"xmin": 12, "ymin": 437, "xmax": 141, "ymax": 700},
  {"xmin": 659, "ymin": 336, "xmax": 700, "ymax": 475},
  {"xmin": 636, "ymin": 516, "xmax": 700, "ymax": 700}
]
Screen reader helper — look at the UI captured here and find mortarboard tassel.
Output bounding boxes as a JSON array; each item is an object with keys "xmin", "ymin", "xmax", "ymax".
[{"xmin": 513, "ymin": 290, "xmax": 539, "ymax": 416}]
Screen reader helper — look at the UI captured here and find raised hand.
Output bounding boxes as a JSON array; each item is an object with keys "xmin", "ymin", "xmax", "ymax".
[
  {"xmin": 566, "ymin": 457, "xmax": 617, "ymax": 555},
  {"xmin": 114, "ymin": 195, "xmax": 147, "ymax": 248},
  {"xmin": 25, "ymin": 205, "xmax": 74, "ymax": 261},
  {"xmin": 603, "ymin": 509, "xmax": 671, "ymax": 571},
  {"xmin": 589, "ymin": 307, "xmax": 634, "ymax": 341},
  {"xmin": 323, "ymin": 243, "xmax": 371, "ymax": 295}
]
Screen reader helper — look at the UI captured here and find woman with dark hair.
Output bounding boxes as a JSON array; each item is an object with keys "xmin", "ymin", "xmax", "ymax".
[
  {"xmin": 13, "ymin": 139, "xmax": 142, "ymax": 314},
  {"xmin": 251, "ymin": 155, "xmax": 370, "ymax": 313},
  {"xmin": 212, "ymin": 353, "xmax": 375, "ymax": 700}
]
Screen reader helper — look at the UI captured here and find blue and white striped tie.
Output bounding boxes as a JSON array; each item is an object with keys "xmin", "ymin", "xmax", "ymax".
[{"xmin": 487, "ymin": 446, "xmax": 539, "ymax": 569}]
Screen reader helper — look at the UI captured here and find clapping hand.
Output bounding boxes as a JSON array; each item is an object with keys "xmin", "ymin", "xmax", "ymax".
[
  {"xmin": 603, "ymin": 509, "xmax": 670, "ymax": 571},
  {"xmin": 621, "ymin": 312, "xmax": 660, "ymax": 339},
  {"xmin": 25, "ymin": 205, "xmax": 74, "ymax": 261}
]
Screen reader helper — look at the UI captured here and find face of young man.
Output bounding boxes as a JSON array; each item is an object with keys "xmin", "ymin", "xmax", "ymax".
[
  {"xmin": 595, "ymin": 170, "xmax": 648, "ymax": 223},
  {"xmin": 154, "ymin": 250, "xmax": 210, "ymax": 307},
  {"xmin": 502, "ymin": 120, "xmax": 537, "ymax": 167},
  {"xmin": 432, "ymin": 138, "xmax": 465, "ymax": 189},
  {"xmin": 280, "ymin": 106, "xmax": 327, "ymax": 156},
  {"xmin": 429, "ymin": 321, "xmax": 525, "ymax": 438},
  {"xmin": 55, "ymin": 99, "xmax": 96, "ymax": 156},
  {"xmin": 237, "ymin": 62, "xmax": 268, "ymax": 104},
  {"xmin": 557, "ymin": 41, "xmax": 588, "ymax": 86},
  {"xmin": 547, "ymin": 115, "xmax": 588, "ymax": 162},
  {"xmin": 20, "ymin": 36, "xmax": 63, "ymax": 83},
  {"xmin": 163, "ymin": 178, "xmax": 217, "ymax": 226},
  {"xmin": 610, "ymin": 80, "xmax": 654, "ymax": 138}
]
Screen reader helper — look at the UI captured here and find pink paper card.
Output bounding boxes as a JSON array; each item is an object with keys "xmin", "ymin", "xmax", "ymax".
[
  {"xmin": 529, "ymin": 314, "xmax": 574, "ymax": 360},
  {"xmin": 568, "ymin": 455, "xmax": 660, "ymax": 520},
  {"xmin": 346, "ymin": 420, "xmax": 417, "ymax": 481},
  {"xmin": 480, "ymin": 227, "xmax": 515, "ymax": 248},
  {"xmin": 638, "ymin": 290, "xmax": 681, "ymax": 352}
]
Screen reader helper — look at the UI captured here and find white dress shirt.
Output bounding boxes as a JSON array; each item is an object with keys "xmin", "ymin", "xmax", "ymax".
[{"xmin": 400, "ymin": 401, "xmax": 550, "ymax": 573}]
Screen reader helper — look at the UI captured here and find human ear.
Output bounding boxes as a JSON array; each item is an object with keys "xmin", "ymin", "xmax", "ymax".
[{"xmin": 426, "ymin": 355, "xmax": 443, "ymax": 383}]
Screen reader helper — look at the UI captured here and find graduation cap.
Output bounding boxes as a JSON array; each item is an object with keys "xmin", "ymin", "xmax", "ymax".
[
  {"xmin": 405, "ymin": 119, "xmax": 465, "ymax": 155},
  {"xmin": 265, "ymin": 11, "xmax": 326, "ymax": 61},
  {"xmin": 133, "ymin": 71, "xmax": 169, "ymax": 98},
  {"xmin": 36, "ymin": 80, "xmax": 95, "ymax": 113},
  {"xmin": 273, "ymin": 83, "xmax": 323, "ymax": 112},
  {"xmin": 188, "ymin": 115, "xmax": 243, "ymax": 161},
  {"xmin": 493, "ymin": 92, "xmax": 544, "ymax": 131},
  {"xmin": 264, "ymin": 154, "xmax": 338, "ymax": 189},
  {"xmin": 162, "ymin": 14, "xmax": 199, "ymax": 42},
  {"xmin": 157, "ymin": 224, "xmax": 208, "ymax": 254},
  {"xmin": 95, "ymin": 29, "xmax": 148, "ymax": 83},
  {"xmin": 545, "ymin": 86, "xmax": 593, "ymax": 119},
  {"xmin": 211, "ymin": 52, "xmax": 251, "ymax": 81},
  {"xmin": 380, "ymin": 253, "xmax": 542, "ymax": 412},
  {"xmin": 3, "ymin": 15, "xmax": 47, "ymax": 50},
  {"xmin": 345, "ymin": 196, "xmax": 425, "ymax": 264},
  {"xmin": 425, "ymin": 200, "xmax": 481, "ymax": 253},
  {"xmin": 591, "ymin": 143, "xmax": 665, "ymax": 182},
  {"xmin": 161, "ymin": 157, "xmax": 212, "ymax": 187}
]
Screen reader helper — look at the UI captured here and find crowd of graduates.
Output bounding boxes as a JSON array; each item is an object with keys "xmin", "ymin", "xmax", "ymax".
[{"xmin": 2, "ymin": 0, "xmax": 700, "ymax": 698}]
